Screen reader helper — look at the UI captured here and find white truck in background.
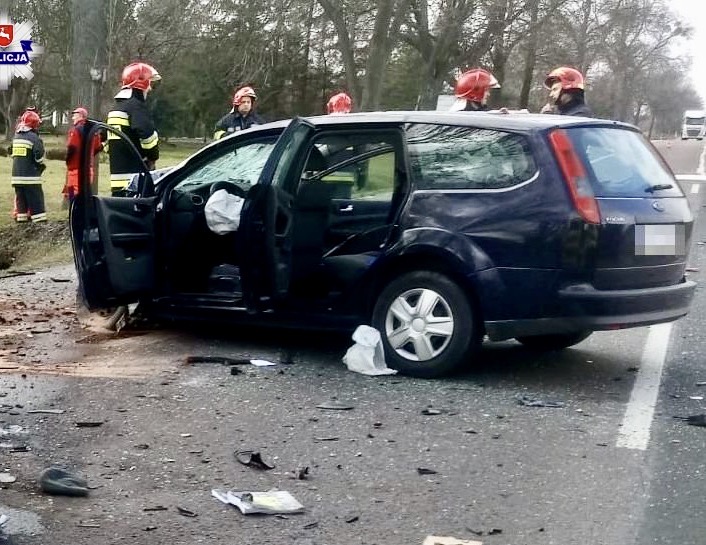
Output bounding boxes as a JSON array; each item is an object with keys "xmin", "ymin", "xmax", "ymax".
[{"xmin": 681, "ymin": 110, "xmax": 706, "ymax": 140}]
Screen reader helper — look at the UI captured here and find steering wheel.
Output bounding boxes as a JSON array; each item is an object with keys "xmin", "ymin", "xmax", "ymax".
[{"xmin": 210, "ymin": 180, "xmax": 247, "ymax": 198}]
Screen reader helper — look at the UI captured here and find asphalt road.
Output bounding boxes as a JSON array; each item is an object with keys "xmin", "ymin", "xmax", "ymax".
[{"xmin": 0, "ymin": 139, "xmax": 705, "ymax": 545}]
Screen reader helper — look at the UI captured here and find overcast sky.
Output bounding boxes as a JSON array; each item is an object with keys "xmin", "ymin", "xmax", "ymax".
[{"xmin": 670, "ymin": 0, "xmax": 706, "ymax": 103}]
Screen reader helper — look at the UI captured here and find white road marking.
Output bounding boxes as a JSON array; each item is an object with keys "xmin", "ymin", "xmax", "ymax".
[
  {"xmin": 616, "ymin": 323, "xmax": 673, "ymax": 450},
  {"xmin": 691, "ymin": 184, "xmax": 700, "ymax": 194}
]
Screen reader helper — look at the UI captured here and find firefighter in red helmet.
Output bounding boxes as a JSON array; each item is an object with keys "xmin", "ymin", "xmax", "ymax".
[
  {"xmin": 542, "ymin": 66, "xmax": 593, "ymax": 117},
  {"xmin": 327, "ymin": 92, "xmax": 352, "ymax": 114},
  {"xmin": 63, "ymin": 106, "xmax": 103, "ymax": 206},
  {"xmin": 451, "ymin": 68, "xmax": 501, "ymax": 112},
  {"xmin": 214, "ymin": 85, "xmax": 265, "ymax": 139},
  {"xmin": 106, "ymin": 62, "xmax": 161, "ymax": 195},
  {"xmin": 10, "ymin": 110, "xmax": 46, "ymax": 223}
]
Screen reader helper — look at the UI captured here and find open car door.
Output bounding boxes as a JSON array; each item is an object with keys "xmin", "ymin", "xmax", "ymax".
[
  {"xmin": 70, "ymin": 120, "xmax": 158, "ymax": 310},
  {"xmin": 239, "ymin": 118, "xmax": 314, "ymax": 311}
]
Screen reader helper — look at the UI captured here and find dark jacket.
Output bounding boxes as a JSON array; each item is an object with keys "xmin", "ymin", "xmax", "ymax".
[
  {"xmin": 11, "ymin": 129, "xmax": 45, "ymax": 184},
  {"xmin": 214, "ymin": 111, "xmax": 265, "ymax": 139},
  {"xmin": 106, "ymin": 88, "xmax": 159, "ymax": 190},
  {"xmin": 557, "ymin": 95, "xmax": 593, "ymax": 117},
  {"xmin": 462, "ymin": 101, "xmax": 489, "ymax": 112}
]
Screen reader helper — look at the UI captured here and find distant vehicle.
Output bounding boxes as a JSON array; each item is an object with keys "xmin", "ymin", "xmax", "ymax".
[
  {"xmin": 681, "ymin": 110, "xmax": 705, "ymax": 140},
  {"xmin": 71, "ymin": 113, "xmax": 696, "ymax": 378}
]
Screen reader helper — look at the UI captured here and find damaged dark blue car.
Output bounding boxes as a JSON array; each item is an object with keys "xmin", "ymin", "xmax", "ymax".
[{"xmin": 71, "ymin": 112, "xmax": 696, "ymax": 377}]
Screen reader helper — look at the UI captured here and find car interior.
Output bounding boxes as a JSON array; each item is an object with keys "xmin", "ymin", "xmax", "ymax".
[{"xmin": 159, "ymin": 129, "xmax": 407, "ymax": 302}]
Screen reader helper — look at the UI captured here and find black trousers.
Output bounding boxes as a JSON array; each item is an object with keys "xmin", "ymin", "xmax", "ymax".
[{"xmin": 14, "ymin": 184, "xmax": 46, "ymax": 222}]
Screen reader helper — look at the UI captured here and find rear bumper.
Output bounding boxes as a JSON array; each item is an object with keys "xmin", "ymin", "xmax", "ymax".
[{"xmin": 485, "ymin": 280, "xmax": 696, "ymax": 341}]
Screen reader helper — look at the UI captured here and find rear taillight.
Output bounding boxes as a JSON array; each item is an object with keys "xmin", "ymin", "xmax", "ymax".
[{"xmin": 548, "ymin": 129, "xmax": 600, "ymax": 224}]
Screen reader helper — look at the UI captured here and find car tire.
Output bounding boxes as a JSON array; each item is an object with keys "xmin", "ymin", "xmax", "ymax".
[
  {"xmin": 515, "ymin": 331, "xmax": 592, "ymax": 350},
  {"xmin": 372, "ymin": 271, "xmax": 479, "ymax": 378}
]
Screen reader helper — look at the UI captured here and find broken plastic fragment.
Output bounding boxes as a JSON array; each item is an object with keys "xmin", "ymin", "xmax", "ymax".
[
  {"xmin": 235, "ymin": 450, "xmax": 275, "ymax": 470},
  {"xmin": 516, "ymin": 395, "xmax": 564, "ymax": 408}
]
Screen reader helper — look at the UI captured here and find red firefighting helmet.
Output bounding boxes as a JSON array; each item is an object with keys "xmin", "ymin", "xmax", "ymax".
[
  {"xmin": 121, "ymin": 62, "xmax": 161, "ymax": 91},
  {"xmin": 454, "ymin": 68, "xmax": 501, "ymax": 103},
  {"xmin": 72, "ymin": 107, "xmax": 88, "ymax": 119},
  {"xmin": 233, "ymin": 86, "xmax": 257, "ymax": 106},
  {"xmin": 19, "ymin": 110, "xmax": 41, "ymax": 130},
  {"xmin": 327, "ymin": 92, "xmax": 352, "ymax": 114},
  {"xmin": 544, "ymin": 66, "xmax": 585, "ymax": 91}
]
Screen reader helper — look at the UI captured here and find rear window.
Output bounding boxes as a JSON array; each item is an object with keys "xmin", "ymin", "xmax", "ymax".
[
  {"xmin": 567, "ymin": 127, "xmax": 682, "ymax": 197},
  {"xmin": 406, "ymin": 123, "xmax": 537, "ymax": 190}
]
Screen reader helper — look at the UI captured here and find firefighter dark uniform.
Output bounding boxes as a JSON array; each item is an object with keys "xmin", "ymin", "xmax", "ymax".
[
  {"xmin": 107, "ymin": 62, "xmax": 161, "ymax": 195},
  {"xmin": 214, "ymin": 86, "xmax": 264, "ymax": 139},
  {"xmin": 11, "ymin": 111, "xmax": 46, "ymax": 223},
  {"xmin": 213, "ymin": 111, "xmax": 265, "ymax": 139}
]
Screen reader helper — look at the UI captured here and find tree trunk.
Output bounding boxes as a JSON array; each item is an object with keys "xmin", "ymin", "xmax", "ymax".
[
  {"xmin": 318, "ymin": 0, "xmax": 359, "ymax": 102},
  {"xmin": 519, "ymin": 0, "xmax": 540, "ymax": 109},
  {"xmin": 71, "ymin": 0, "xmax": 108, "ymax": 117}
]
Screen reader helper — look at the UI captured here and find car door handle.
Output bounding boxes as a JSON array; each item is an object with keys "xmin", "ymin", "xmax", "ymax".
[{"xmin": 339, "ymin": 204, "xmax": 353, "ymax": 213}]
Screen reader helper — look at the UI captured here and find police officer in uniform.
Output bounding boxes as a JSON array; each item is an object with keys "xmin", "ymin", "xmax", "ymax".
[
  {"xmin": 106, "ymin": 62, "xmax": 161, "ymax": 195},
  {"xmin": 10, "ymin": 110, "xmax": 46, "ymax": 223},
  {"xmin": 213, "ymin": 86, "xmax": 264, "ymax": 139}
]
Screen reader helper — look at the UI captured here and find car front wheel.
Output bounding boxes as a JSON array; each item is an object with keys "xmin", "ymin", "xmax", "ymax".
[
  {"xmin": 372, "ymin": 271, "xmax": 479, "ymax": 378},
  {"xmin": 515, "ymin": 331, "xmax": 592, "ymax": 350}
]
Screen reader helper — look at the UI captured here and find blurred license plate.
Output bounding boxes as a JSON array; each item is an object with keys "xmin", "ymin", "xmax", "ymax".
[{"xmin": 635, "ymin": 224, "xmax": 685, "ymax": 256}]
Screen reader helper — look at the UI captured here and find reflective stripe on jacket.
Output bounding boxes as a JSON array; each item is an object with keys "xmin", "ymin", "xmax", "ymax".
[
  {"xmin": 107, "ymin": 88, "xmax": 159, "ymax": 190},
  {"xmin": 11, "ymin": 130, "xmax": 44, "ymax": 185}
]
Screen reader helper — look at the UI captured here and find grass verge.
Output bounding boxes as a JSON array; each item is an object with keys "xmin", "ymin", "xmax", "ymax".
[{"xmin": 1, "ymin": 138, "xmax": 200, "ymax": 271}]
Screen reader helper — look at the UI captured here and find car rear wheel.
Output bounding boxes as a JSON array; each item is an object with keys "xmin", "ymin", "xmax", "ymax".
[
  {"xmin": 372, "ymin": 271, "xmax": 479, "ymax": 378},
  {"xmin": 515, "ymin": 331, "xmax": 592, "ymax": 350}
]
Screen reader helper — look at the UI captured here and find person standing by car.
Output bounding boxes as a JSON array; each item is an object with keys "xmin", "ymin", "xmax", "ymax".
[
  {"xmin": 106, "ymin": 62, "xmax": 161, "ymax": 196},
  {"xmin": 542, "ymin": 66, "xmax": 593, "ymax": 117},
  {"xmin": 327, "ymin": 92, "xmax": 352, "ymax": 114},
  {"xmin": 213, "ymin": 86, "xmax": 265, "ymax": 139},
  {"xmin": 63, "ymin": 107, "xmax": 103, "ymax": 207},
  {"xmin": 450, "ymin": 68, "xmax": 501, "ymax": 112},
  {"xmin": 10, "ymin": 110, "xmax": 46, "ymax": 223}
]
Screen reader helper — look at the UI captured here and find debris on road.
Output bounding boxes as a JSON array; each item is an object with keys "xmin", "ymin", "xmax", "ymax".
[
  {"xmin": 49, "ymin": 277, "xmax": 72, "ymax": 283},
  {"xmin": 288, "ymin": 466, "xmax": 310, "ymax": 480},
  {"xmin": 0, "ymin": 473, "xmax": 16, "ymax": 484},
  {"xmin": 211, "ymin": 489, "xmax": 305, "ymax": 515},
  {"xmin": 343, "ymin": 325, "xmax": 398, "ymax": 376},
  {"xmin": 674, "ymin": 414, "xmax": 706, "ymax": 427},
  {"xmin": 250, "ymin": 359, "xmax": 277, "ymax": 367},
  {"xmin": 186, "ymin": 355, "xmax": 251, "ymax": 366},
  {"xmin": 302, "ymin": 521, "xmax": 319, "ymax": 529},
  {"xmin": 143, "ymin": 506, "xmax": 168, "ymax": 512},
  {"xmin": 685, "ymin": 267, "xmax": 699, "ymax": 272},
  {"xmin": 689, "ymin": 396, "xmax": 704, "ymax": 401},
  {"xmin": 77, "ymin": 521, "xmax": 101, "ymax": 528},
  {"xmin": 186, "ymin": 355, "xmax": 278, "ymax": 367},
  {"xmin": 176, "ymin": 507, "xmax": 198, "ymax": 518},
  {"xmin": 421, "ymin": 408, "xmax": 444, "ymax": 415},
  {"xmin": 417, "ymin": 467, "xmax": 438, "ymax": 475},
  {"xmin": 516, "ymin": 394, "xmax": 565, "ymax": 408},
  {"xmin": 0, "ymin": 425, "xmax": 24, "ymax": 436},
  {"xmin": 422, "ymin": 536, "xmax": 483, "ymax": 545},
  {"xmin": 345, "ymin": 515, "xmax": 359, "ymax": 523},
  {"xmin": 28, "ymin": 409, "xmax": 65, "ymax": 415},
  {"xmin": 316, "ymin": 402, "xmax": 354, "ymax": 411},
  {"xmin": 75, "ymin": 422, "xmax": 104, "ymax": 428},
  {"xmin": 235, "ymin": 450, "xmax": 275, "ymax": 470},
  {"xmin": 39, "ymin": 467, "xmax": 89, "ymax": 497},
  {"xmin": 314, "ymin": 436, "xmax": 339, "ymax": 442}
]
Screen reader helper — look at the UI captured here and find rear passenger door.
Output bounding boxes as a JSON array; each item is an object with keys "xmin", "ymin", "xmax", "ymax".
[{"xmin": 300, "ymin": 131, "xmax": 405, "ymax": 253}]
